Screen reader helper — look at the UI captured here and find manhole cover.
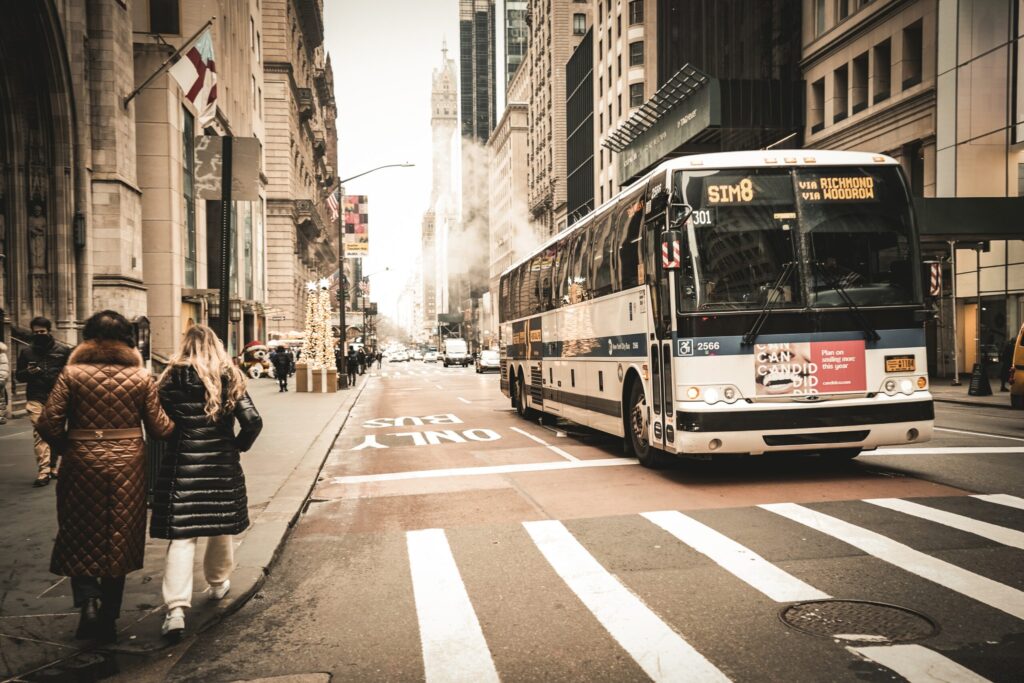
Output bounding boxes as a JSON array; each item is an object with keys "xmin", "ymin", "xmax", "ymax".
[{"xmin": 780, "ymin": 600, "xmax": 939, "ymax": 645}]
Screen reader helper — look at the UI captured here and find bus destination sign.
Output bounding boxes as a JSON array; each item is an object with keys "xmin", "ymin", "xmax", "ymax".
[{"xmin": 798, "ymin": 175, "xmax": 876, "ymax": 202}]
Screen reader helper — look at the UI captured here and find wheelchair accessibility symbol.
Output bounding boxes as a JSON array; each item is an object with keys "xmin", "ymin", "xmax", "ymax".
[{"xmin": 677, "ymin": 339, "xmax": 694, "ymax": 356}]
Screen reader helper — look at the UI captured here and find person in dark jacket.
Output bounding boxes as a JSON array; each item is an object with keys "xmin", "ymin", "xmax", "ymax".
[
  {"xmin": 15, "ymin": 316, "xmax": 71, "ymax": 486},
  {"xmin": 270, "ymin": 344, "xmax": 294, "ymax": 392},
  {"xmin": 357, "ymin": 347, "xmax": 367, "ymax": 375},
  {"xmin": 346, "ymin": 346, "xmax": 359, "ymax": 385},
  {"xmin": 37, "ymin": 310, "xmax": 175, "ymax": 643},
  {"xmin": 152, "ymin": 324, "xmax": 262, "ymax": 639},
  {"xmin": 999, "ymin": 337, "xmax": 1015, "ymax": 392}
]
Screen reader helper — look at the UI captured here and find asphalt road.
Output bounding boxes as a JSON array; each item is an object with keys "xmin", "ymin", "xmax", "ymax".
[{"xmin": 108, "ymin": 362, "xmax": 1024, "ymax": 683}]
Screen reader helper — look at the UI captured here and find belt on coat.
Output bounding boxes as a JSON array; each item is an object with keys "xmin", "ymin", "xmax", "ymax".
[{"xmin": 66, "ymin": 428, "xmax": 144, "ymax": 440}]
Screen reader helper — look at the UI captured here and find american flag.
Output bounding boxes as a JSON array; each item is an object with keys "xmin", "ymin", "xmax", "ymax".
[{"xmin": 326, "ymin": 189, "xmax": 340, "ymax": 221}]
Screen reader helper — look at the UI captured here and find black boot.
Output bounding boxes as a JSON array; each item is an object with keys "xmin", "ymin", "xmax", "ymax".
[
  {"xmin": 96, "ymin": 616, "xmax": 118, "ymax": 645},
  {"xmin": 75, "ymin": 597, "xmax": 101, "ymax": 639}
]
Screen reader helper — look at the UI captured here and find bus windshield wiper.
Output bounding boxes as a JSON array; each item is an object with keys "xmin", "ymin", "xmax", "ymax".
[
  {"xmin": 742, "ymin": 261, "xmax": 795, "ymax": 346},
  {"xmin": 812, "ymin": 261, "xmax": 881, "ymax": 342}
]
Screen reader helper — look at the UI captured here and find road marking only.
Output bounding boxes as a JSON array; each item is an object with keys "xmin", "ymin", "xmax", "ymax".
[
  {"xmin": 523, "ymin": 520, "xmax": 731, "ymax": 683},
  {"xmin": 865, "ymin": 498, "xmax": 1024, "ymax": 550},
  {"xmin": 849, "ymin": 644, "xmax": 991, "ymax": 683},
  {"xmin": 509, "ymin": 426, "xmax": 579, "ymax": 461},
  {"xmin": 406, "ymin": 528, "xmax": 499, "ymax": 683},
  {"xmin": 934, "ymin": 426, "xmax": 1024, "ymax": 443},
  {"xmin": 761, "ymin": 503, "xmax": 1024, "ymax": 621},
  {"xmin": 330, "ymin": 458, "xmax": 636, "ymax": 484},
  {"xmin": 971, "ymin": 493, "xmax": 1024, "ymax": 511}
]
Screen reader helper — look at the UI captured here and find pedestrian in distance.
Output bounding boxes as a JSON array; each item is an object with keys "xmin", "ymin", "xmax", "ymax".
[
  {"xmin": 15, "ymin": 315, "xmax": 71, "ymax": 486},
  {"xmin": 376, "ymin": 350, "xmax": 383, "ymax": 370},
  {"xmin": 999, "ymin": 337, "xmax": 1015, "ymax": 392},
  {"xmin": 36, "ymin": 310, "xmax": 175, "ymax": 644},
  {"xmin": 346, "ymin": 345, "xmax": 359, "ymax": 386},
  {"xmin": 270, "ymin": 344, "xmax": 294, "ymax": 392},
  {"xmin": 151, "ymin": 325, "xmax": 262, "ymax": 640},
  {"xmin": 0, "ymin": 340, "xmax": 9, "ymax": 424},
  {"xmin": 357, "ymin": 347, "xmax": 367, "ymax": 375}
]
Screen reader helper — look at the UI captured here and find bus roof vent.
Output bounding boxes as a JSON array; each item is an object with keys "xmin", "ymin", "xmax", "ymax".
[
  {"xmin": 873, "ymin": 155, "xmax": 887, "ymax": 162},
  {"xmin": 803, "ymin": 156, "xmax": 817, "ymax": 163},
  {"xmin": 764, "ymin": 157, "xmax": 778, "ymax": 164},
  {"xmin": 783, "ymin": 157, "xmax": 797, "ymax": 164}
]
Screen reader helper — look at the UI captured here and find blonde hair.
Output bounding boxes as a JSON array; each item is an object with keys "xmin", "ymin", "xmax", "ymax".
[{"xmin": 160, "ymin": 324, "xmax": 246, "ymax": 421}]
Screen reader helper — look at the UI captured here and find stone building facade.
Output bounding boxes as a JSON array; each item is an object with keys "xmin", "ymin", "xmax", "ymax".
[
  {"xmin": 802, "ymin": 0, "xmax": 1024, "ymax": 379},
  {"xmin": 263, "ymin": 0, "xmax": 338, "ymax": 337},
  {"xmin": 527, "ymin": 0, "xmax": 592, "ymax": 237}
]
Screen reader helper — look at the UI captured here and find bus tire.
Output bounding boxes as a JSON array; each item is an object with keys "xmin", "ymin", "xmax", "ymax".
[
  {"xmin": 515, "ymin": 369, "xmax": 537, "ymax": 419},
  {"xmin": 626, "ymin": 381, "xmax": 672, "ymax": 468},
  {"xmin": 825, "ymin": 448, "xmax": 862, "ymax": 460}
]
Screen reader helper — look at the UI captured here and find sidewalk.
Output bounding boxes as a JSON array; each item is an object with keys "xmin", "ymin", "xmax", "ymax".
[
  {"xmin": 929, "ymin": 379, "xmax": 1017, "ymax": 410},
  {"xmin": 0, "ymin": 373, "xmax": 368, "ymax": 681}
]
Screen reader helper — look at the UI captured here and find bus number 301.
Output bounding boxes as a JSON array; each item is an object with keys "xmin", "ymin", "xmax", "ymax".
[{"xmin": 691, "ymin": 209, "xmax": 713, "ymax": 226}]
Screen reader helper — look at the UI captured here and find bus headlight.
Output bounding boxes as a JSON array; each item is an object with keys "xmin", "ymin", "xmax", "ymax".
[
  {"xmin": 690, "ymin": 385, "xmax": 742, "ymax": 405},
  {"xmin": 703, "ymin": 388, "xmax": 720, "ymax": 404},
  {"xmin": 899, "ymin": 379, "xmax": 914, "ymax": 395},
  {"xmin": 686, "ymin": 386, "xmax": 700, "ymax": 400}
]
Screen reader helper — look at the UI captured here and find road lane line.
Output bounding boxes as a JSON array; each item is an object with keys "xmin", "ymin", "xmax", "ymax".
[
  {"xmin": 406, "ymin": 528, "xmax": 499, "ymax": 683},
  {"xmin": 760, "ymin": 503, "xmax": 1024, "ymax": 620},
  {"xmin": 523, "ymin": 520, "xmax": 731, "ymax": 683},
  {"xmin": 641, "ymin": 511, "xmax": 830, "ymax": 603},
  {"xmin": 864, "ymin": 498, "xmax": 1024, "ymax": 550},
  {"xmin": 934, "ymin": 426, "xmax": 1024, "ymax": 443},
  {"xmin": 862, "ymin": 447, "xmax": 1024, "ymax": 455},
  {"xmin": 329, "ymin": 458, "xmax": 637, "ymax": 484},
  {"xmin": 458, "ymin": 397, "xmax": 471, "ymax": 404},
  {"xmin": 971, "ymin": 493, "xmax": 1024, "ymax": 511},
  {"xmin": 509, "ymin": 426, "xmax": 579, "ymax": 461},
  {"xmin": 435, "ymin": 384, "xmax": 444, "ymax": 390},
  {"xmin": 849, "ymin": 644, "xmax": 991, "ymax": 683}
]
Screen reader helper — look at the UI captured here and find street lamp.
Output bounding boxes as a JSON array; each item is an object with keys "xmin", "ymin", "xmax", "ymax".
[{"xmin": 323, "ymin": 163, "xmax": 413, "ymax": 388}]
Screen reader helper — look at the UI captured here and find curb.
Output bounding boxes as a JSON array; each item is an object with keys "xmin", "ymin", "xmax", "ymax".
[{"xmin": 932, "ymin": 396, "xmax": 1014, "ymax": 411}]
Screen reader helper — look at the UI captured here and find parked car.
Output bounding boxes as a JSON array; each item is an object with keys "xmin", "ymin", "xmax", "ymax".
[
  {"xmin": 424, "ymin": 351, "xmax": 439, "ymax": 363},
  {"xmin": 475, "ymin": 349, "xmax": 500, "ymax": 373},
  {"xmin": 390, "ymin": 350, "xmax": 409, "ymax": 362},
  {"xmin": 412, "ymin": 351, "xmax": 424, "ymax": 361}
]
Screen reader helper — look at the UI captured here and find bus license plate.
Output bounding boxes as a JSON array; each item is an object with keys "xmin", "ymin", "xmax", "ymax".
[{"xmin": 885, "ymin": 355, "xmax": 916, "ymax": 373}]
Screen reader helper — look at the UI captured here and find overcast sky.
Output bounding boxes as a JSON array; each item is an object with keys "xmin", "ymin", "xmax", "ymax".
[{"xmin": 323, "ymin": 0, "xmax": 460, "ymax": 326}]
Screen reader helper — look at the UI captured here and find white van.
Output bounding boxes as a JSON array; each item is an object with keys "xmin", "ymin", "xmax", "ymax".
[{"xmin": 442, "ymin": 338, "xmax": 470, "ymax": 367}]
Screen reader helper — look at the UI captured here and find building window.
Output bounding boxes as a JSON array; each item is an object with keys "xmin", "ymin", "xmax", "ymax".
[
  {"xmin": 629, "ymin": 40, "xmax": 644, "ymax": 66},
  {"xmin": 599, "ymin": 112, "xmax": 603, "ymax": 131},
  {"xmin": 833, "ymin": 64, "xmax": 848, "ymax": 123},
  {"xmin": 617, "ymin": 54, "xmax": 622, "ymax": 76},
  {"xmin": 901, "ymin": 20, "xmax": 922, "ymax": 89},
  {"xmin": 258, "ymin": 87, "xmax": 262, "ymax": 117},
  {"xmin": 599, "ymin": 76, "xmax": 603, "ymax": 94},
  {"xmin": 836, "ymin": 0, "xmax": 850, "ymax": 21},
  {"xmin": 573, "ymin": 13, "xmax": 586, "ymax": 35},
  {"xmin": 814, "ymin": 0, "xmax": 826, "ymax": 36},
  {"xmin": 629, "ymin": 0, "xmax": 643, "ymax": 24},
  {"xmin": 851, "ymin": 51, "xmax": 868, "ymax": 113},
  {"xmin": 250, "ymin": 16, "xmax": 256, "ymax": 51},
  {"xmin": 873, "ymin": 39, "xmax": 891, "ymax": 103},
  {"xmin": 149, "ymin": 0, "xmax": 180, "ymax": 34},
  {"xmin": 183, "ymin": 107, "xmax": 196, "ymax": 288},
  {"xmin": 256, "ymin": 32, "xmax": 261, "ymax": 62},
  {"xmin": 810, "ymin": 78, "xmax": 825, "ymax": 133},
  {"xmin": 617, "ymin": 14, "xmax": 621, "ymax": 36},
  {"xmin": 630, "ymin": 82, "xmax": 644, "ymax": 107},
  {"xmin": 617, "ymin": 94, "xmax": 622, "ymax": 117},
  {"xmin": 252, "ymin": 75, "xmax": 257, "ymax": 111}
]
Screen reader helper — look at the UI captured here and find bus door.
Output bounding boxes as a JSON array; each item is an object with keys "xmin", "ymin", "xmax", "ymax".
[{"xmin": 644, "ymin": 173, "xmax": 673, "ymax": 449}]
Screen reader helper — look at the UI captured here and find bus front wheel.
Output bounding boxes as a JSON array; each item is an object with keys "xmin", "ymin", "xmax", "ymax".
[{"xmin": 627, "ymin": 382, "xmax": 671, "ymax": 469}]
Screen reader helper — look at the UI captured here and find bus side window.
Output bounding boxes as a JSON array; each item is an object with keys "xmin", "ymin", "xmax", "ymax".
[
  {"xmin": 619, "ymin": 190, "xmax": 644, "ymax": 289},
  {"xmin": 553, "ymin": 240, "xmax": 568, "ymax": 307},
  {"xmin": 592, "ymin": 214, "xmax": 613, "ymax": 297},
  {"xmin": 540, "ymin": 247, "xmax": 555, "ymax": 311},
  {"xmin": 569, "ymin": 230, "xmax": 589, "ymax": 303}
]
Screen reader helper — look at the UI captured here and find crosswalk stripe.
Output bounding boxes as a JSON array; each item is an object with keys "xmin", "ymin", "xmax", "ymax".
[
  {"xmin": 523, "ymin": 519, "xmax": 731, "ymax": 683},
  {"xmin": 865, "ymin": 498, "xmax": 1024, "ymax": 550},
  {"xmin": 760, "ymin": 503, "xmax": 1024, "ymax": 621},
  {"xmin": 971, "ymin": 493, "xmax": 1024, "ymax": 511},
  {"xmin": 641, "ymin": 511, "xmax": 830, "ymax": 603},
  {"xmin": 406, "ymin": 529, "xmax": 499, "ymax": 683},
  {"xmin": 849, "ymin": 644, "xmax": 992, "ymax": 683}
]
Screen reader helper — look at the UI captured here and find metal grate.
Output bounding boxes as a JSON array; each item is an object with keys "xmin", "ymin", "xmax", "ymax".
[
  {"xmin": 780, "ymin": 600, "xmax": 939, "ymax": 645},
  {"xmin": 530, "ymin": 367, "xmax": 544, "ymax": 405}
]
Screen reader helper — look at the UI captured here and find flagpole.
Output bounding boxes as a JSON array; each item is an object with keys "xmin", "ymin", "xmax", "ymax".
[{"xmin": 123, "ymin": 16, "xmax": 216, "ymax": 108}]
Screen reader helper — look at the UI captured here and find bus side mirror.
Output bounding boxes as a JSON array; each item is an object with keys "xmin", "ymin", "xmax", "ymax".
[
  {"xmin": 660, "ymin": 230, "xmax": 684, "ymax": 270},
  {"xmin": 670, "ymin": 204, "xmax": 692, "ymax": 228}
]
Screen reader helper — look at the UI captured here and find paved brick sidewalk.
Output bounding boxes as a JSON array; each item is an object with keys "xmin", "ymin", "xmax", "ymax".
[{"xmin": 0, "ymin": 374, "xmax": 367, "ymax": 680}]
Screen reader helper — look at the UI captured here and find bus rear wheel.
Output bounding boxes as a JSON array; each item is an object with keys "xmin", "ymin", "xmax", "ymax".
[
  {"xmin": 515, "ymin": 371, "xmax": 536, "ymax": 419},
  {"xmin": 627, "ymin": 382, "xmax": 671, "ymax": 469}
]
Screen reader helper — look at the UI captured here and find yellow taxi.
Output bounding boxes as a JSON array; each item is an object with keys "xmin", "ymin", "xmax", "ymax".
[{"xmin": 1010, "ymin": 322, "xmax": 1024, "ymax": 409}]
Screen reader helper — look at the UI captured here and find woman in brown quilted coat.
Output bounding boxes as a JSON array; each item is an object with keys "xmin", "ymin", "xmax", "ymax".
[{"xmin": 37, "ymin": 310, "xmax": 174, "ymax": 643}]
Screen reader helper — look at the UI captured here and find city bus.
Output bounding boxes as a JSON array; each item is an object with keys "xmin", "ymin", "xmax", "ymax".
[{"xmin": 498, "ymin": 150, "xmax": 934, "ymax": 468}]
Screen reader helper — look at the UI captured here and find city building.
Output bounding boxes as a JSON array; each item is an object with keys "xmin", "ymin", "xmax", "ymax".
[
  {"xmin": 566, "ymin": 28, "xmax": 595, "ymax": 225},
  {"xmin": 800, "ymin": 0, "xmax": 1024, "ymax": 381},
  {"xmin": 422, "ymin": 45, "xmax": 459, "ymax": 343},
  {"xmin": 263, "ymin": 0, "xmax": 338, "ymax": 338},
  {"xmin": 527, "ymin": 0, "xmax": 592, "ymax": 237},
  {"xmin": 486, "ymin": 60, "xmax": 534, "ymax": 346},
  {"xmin": 599, "ymin": 0, "xmax": 803, "ymax": 189},
  {"xmin": 504, "ymin": 0, "xmax": 530, "ymax": 88},
  {"xmin": 134, "ymin": 0, "xmax": 269, "ymax": 357}
]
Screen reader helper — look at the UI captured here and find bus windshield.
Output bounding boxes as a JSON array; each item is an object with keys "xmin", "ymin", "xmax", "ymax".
[{"xmin": 673, "ymin": 165, "xmax": 919, "ymax": 312}]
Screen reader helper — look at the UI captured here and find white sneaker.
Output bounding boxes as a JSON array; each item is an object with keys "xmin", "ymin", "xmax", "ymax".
[
  {"xmin": 208, "ymin": 579, "xmax": 230, "ymax": 600},
  {"xmin": 161, "ymin": 608, "xmax": 184, "ymax": 637}
]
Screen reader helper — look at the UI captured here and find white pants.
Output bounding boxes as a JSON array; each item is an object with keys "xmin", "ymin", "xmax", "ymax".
[{"xmin": 162, "ymin": 536, "xmax": 234, "ymax": 609}]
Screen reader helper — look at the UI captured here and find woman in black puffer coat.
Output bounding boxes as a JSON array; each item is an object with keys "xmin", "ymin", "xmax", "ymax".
[{"xmin": 151, "ymin": 325, "xmax": 262, "ymax": 639}]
